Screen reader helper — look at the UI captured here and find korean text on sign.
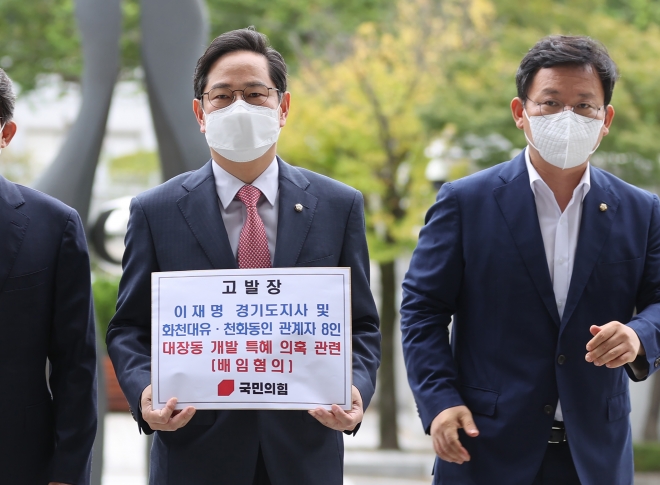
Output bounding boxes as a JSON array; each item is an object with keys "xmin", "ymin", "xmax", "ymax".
[{"xmin": 151, "ymin": 268, "xmax": 352, "ymax": 411}]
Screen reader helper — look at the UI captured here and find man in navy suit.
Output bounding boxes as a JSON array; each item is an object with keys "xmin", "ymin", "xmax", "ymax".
[
  {"xmin": 401, "ymin": 35, "xmax": 660, "ymax": 485},
  {"xmin": 0, "ymin": 68, "xmax": 97, "ymax": 485},
  {"xmin": 106, "ymin": 28, "xmax": 380, "ymax": 485}
]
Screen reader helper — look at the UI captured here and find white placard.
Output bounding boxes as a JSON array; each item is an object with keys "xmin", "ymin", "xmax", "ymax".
[{"xmin": 151, "ymin": 268, "xmax": 352, "ymax": 410}]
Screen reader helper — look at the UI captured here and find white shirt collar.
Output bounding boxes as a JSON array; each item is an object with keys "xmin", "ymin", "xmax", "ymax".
[
  {"xmin": 212, "ymin": 157, "xmax": 279, "ymax": 209},
  {"xmin": 524, "ymin": 147, "xmax": 591, "ymax": 201}
]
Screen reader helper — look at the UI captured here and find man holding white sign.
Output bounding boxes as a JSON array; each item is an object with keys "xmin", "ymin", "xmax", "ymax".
[{"xmin": 107, "ymin": 27, "xmax": 380, "ymax": 485}]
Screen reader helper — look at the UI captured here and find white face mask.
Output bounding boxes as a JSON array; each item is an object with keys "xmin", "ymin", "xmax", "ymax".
[
  {"xmin": 204, "ymin": 100, "xmax": 281, "ymax": 163},
  {"xmin": 0, "ymin": 122, "xmax": 4, "ymax": 156},
  {"xmin": 524, "ymin": 109, "xmax": 604, "ymax": 170}
]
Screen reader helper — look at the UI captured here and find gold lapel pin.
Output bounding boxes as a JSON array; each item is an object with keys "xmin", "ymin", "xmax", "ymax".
[
  {"xmin": 599, "ymin": 203, "xmax": 608, "ymax": 212},
  {"xmin": 294, "ymin": 203, "xmax": 303, "ymax": 213}
]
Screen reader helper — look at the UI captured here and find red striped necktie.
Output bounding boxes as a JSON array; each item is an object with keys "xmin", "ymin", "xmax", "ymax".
[{"xmin": 235, "ymin": 184, "xmax": 272, "ymax": 269}]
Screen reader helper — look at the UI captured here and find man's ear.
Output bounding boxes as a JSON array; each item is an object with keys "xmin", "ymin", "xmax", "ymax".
[
  {"xmin": 601, "ymin": 105, "xmax": 615, "ymax": 137},
  {"xmin": 511, "ymin": 97, "xmax": 525, "ymax": 130},
  {"xmin": 192, "ymin": 98, "xmax": 206, "ymax": 133},
  {"xmin": 278, "ymin": 92, "xmax": 291, "ymax": 128},
  {"xmin": 0, "ymin": 121, "xmax": 17, "ymax": 148}
]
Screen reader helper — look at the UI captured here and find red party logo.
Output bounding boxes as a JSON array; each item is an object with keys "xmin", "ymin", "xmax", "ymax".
[{"xmin": 218, "ymin": 380, "xmax": 235, "ymax": 396}]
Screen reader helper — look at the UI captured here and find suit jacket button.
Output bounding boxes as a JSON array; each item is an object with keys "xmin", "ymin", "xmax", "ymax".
[
  {"xmin": 557, "ymin": 355, "xmax": 566, "ymax": 365},
  {"xmin": 544, "ymin": 405, "xmax": 554, "ymax": 415},
  {"xmin": 654, "ymin": 357, "xmax": 660, "ymax": 368}
]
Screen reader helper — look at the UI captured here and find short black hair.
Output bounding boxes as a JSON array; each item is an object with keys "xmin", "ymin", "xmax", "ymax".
[
  {"xmin": 516, "ymin": 35, "xmax": 619, "ymax": 106},
  {"xmin": 0, "ymin": 68, "xmax": 16, "ymax": 123},
  {"xmin": 193, "ymin": 27, "xmax": 287, "ymax": 102}
]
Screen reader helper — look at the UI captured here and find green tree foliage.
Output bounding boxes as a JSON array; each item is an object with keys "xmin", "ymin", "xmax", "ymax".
[
  {"xmin": 280, "ymin": 0, "xmax": 498, "ymax": 258},
  {"xmin": 0, "ymin": 0, "xmax": 81, "ymax": 91},
  {"xmin": 421, "ymin": 0, "xmax": 660, "ymax": 188},
  {"xmin": 278, "ymin": 0, "xmax": 496, "ymax": 448},
  {"xmin": 4, "ymin": 1, "xmax": 660, "ymax": 186},
  {"xmin": 0, "ymin": 0, "xmax": 393, "ymax": 93},
  {"xmin": 604, "ymin": 0, "xmax": 660, "ymax": 30},
  {"xmin": 205, "ymin": 0, "xmax": 393, "ymax": 65},
  {"xmin": 108, "ymin": 150, "xmax": 159, "ymax": 183},
  {"xmin": 279, "ymin": 0, "xmax": 660, "ymax": 446},
  {"xmin": 92, "ymin": 274, "xmax": 120, "ymax": 345},
  {"xmin": 0, "ymin": 0, "xmax": 142, "ymax": 91}
]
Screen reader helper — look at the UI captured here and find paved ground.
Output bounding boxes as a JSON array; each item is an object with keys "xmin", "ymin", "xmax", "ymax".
[{"xmin": 636, "ymin": 474, "xmax": 660, "ymax": 485}]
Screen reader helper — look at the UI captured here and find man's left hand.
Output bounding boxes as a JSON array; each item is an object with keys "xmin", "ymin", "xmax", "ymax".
[
  {"xmin": 308, "ymin": 385, "xmax": 363, "ymax": 432},
  {"xmin": 586, "ymin": 322, "xmax": 645, "ymax": 368}
]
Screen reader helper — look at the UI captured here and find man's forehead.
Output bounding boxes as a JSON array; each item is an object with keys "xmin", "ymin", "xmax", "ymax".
[
  {"xmin": 536, "ymin": 87, "xmax": 597, "ymax": 99},
  {"xmin": 529, "ymin": 64, "xmax": 604, "ymax": 99},
  {"xmin": 205, "ymin": 51, "xmax": 272, "ymax": 88}
]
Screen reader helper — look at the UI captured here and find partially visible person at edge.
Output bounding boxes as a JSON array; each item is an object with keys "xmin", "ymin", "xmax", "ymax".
[
  {"xmin": 401, "ymin": 35, "xmax": 660, "ymax": 485},
  {"xmin": 106, "ymin": 27, "xmax": 381, "ymax": 485},
  {"xmin": 0, "ymin": 68, "xmax": 97, "ymax": 485}
]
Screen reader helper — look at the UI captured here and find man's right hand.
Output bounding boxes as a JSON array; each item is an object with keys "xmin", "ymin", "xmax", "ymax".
[
  {"xmin": 430, "ymin": 405, "xmax": 479, "ymax": 464},
  {"xmin": 141, "ymin": 384, "xmax": 196, "ymax": 431}
]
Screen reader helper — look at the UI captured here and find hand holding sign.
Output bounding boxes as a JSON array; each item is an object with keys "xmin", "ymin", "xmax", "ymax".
[
  {"xmin": 141, "ymin": 384, "xmax": 196, "ymax": 431},
  {"xmin": 308, "ymin": 385, "xmax": 363, "ymax": 432}
]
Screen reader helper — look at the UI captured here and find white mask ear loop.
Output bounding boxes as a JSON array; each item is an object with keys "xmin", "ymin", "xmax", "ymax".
[
  {"xmin": 585, "ymin": 117, "xmax": 605, "ymax": 158},
  {"xmin": 522, "ymin": 108, "xmax": 541, "ymax": 152}
]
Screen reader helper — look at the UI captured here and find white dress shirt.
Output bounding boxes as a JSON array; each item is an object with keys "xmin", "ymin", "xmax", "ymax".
[
  {"xmin": 211, "ymin": 158, "xmax": 279, "ymax": 265},
  {"xmin": 526, "ymin": 149, "xmax": 591, "ymax": 421}
]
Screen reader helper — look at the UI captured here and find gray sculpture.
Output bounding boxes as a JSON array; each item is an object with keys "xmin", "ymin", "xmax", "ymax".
[
  {"xmin": 34, "ymin": 0, "xmax": 122, "ymax": 227},
  {"xmin": 32, "ymin": 0, "xmax": 210, "ymax": 483},
  {"xmin": 34, "ymin": 0, "xmax": 210, "ymax": 226},
  {"xmin": 142, "ymin": 0, "xmax": 210, "ymax": 180}
]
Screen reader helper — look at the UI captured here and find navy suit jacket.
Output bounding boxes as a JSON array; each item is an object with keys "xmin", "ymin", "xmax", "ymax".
[
  {"xmin": 0, "ymin": 175, "xmax": 97, "ymax": 485},
  {"xmin": 106, "ymin": 158, "xmax": 380, "ymax": 485},
  {"xmin": 401, "ymin": 151, "xmax": 660, "ymax": 485}
]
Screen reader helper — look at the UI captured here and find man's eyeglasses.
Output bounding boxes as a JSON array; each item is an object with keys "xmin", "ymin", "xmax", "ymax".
[
  {"xmin": 526, "ymin": 97, "xmax": 605, "ymax": 123},
  {"xmin": 201, "ymin": 85, "xmax": 279, "ymax": 110}
]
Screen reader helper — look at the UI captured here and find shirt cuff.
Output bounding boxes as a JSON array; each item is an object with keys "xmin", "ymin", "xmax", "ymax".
[{"xmin": 629, "ymin": 354, "xmax": 649, "ymax": 380}]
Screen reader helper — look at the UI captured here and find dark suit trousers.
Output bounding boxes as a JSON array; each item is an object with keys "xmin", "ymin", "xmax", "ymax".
[
  {"xmin": 533, "ymin": 442, "xmax": 581, "ymax": 485},
  {"xmin": 252, "ymin": 447, "xmax": 272, "ymax": 485}
]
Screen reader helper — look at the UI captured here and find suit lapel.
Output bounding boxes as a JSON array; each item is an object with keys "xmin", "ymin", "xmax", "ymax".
[
  {"xmin": 560, "ymin": 172, "xmax": 619, "ymax": 330},
  {"xmin": 177, "ymin": 161, "xmax": 237, "ymax": 269},
  {"xmin": 273, "ymin": 158, "xmax": 318, "ymax": 268},
  {"xmin": 0, "ymin": 177, "xmax": 29, "ymax": 291},
  {"xmin": 493, "ymin": 152, "xmax": 561, "ymax": 327}
]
